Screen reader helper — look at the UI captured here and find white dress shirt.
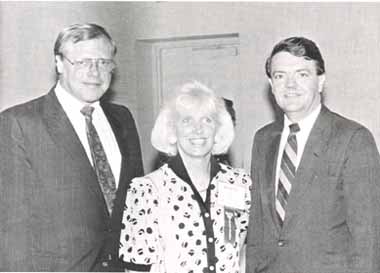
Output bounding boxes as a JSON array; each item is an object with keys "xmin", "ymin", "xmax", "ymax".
[
  {"xmin": 55, "ymin": 82, "xmax": 122, "ymax": 186},
  {"xmin": 275, "ymin": 104, "xmax": 321, "ymax": 195}
]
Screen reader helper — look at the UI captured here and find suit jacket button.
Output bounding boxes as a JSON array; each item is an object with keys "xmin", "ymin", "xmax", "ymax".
[
  {"xmin": 102, "ymin": 261, "xmax": 109, "ymax": 267},
  {"xmin": 277, "ymin": 240, "xmax": 286, "ymax": 247}
]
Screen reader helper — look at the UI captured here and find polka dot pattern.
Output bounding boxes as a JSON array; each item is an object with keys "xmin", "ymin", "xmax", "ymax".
[{"xmin": 119, "ymin": 163, "xmax": 252, "ymax": 273}]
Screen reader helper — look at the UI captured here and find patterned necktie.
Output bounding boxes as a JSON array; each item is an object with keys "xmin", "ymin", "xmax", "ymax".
[
  {"xmin": 276, "ymin": 123, "xmax": 300, "ymax": 226},
  {"xmin": 81, "ymin": 105, "xmax": 116, "ymax": 214}
]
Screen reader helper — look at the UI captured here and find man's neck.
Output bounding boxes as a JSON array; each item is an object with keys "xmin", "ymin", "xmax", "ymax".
[{"xmin": 285, "ymin": 104, "xmax": 322, "ymax": 123}]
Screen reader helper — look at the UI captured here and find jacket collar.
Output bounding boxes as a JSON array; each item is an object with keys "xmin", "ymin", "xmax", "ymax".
[{"xmin": 167, "ymin": 153, "xmax": 221, "ymax": 185}]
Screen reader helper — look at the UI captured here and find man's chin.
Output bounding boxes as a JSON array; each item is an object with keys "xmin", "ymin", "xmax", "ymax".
[
  {"xmin": 81, "ymin": 94, "xmax": 104, "ymax": 103},
  {"xmin": 80, "ymin": 89, "xmax": 107, "ymax": 102}
]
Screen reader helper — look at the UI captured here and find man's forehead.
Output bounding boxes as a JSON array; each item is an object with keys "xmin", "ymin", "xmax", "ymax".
[
  {"xmin": 62, "ymin": 38, "xmax": 113, "ymax": 55},
  {"xmin": 271, "ymin": 52, "xmax": 318, "ymax": 71}
]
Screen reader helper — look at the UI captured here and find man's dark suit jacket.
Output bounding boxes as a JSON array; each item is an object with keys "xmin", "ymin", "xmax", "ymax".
[
  {"xmin": 0, "ymin": 89, "xmax": 144, "ymax": 271},
  {"xmin": 247, "ymin": 106, "xmax": 380, "ymax": 273}
]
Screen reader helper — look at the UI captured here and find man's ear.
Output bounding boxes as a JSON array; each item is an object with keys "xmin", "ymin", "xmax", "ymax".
[
  {"xmin": 55, "ymin": 55, "xmax": 64, "ymax": 74},
  {"xmin": 268, "ymin": 78, "xmax": 273, "ymax": 87},
  {"xmin": 268, "ymin": 77, "xmax": 273, "ymax": 92},
  {"xmin": 318, "ymin": 74, "xmax": 326, "ymax": 93}
]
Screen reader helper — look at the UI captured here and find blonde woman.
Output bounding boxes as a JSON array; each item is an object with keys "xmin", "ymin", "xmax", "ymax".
[{"xmin": 120, "ymin": 81, "xmax": 252, "ymax": 273}]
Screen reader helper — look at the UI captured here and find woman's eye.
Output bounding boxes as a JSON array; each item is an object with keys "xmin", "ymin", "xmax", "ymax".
[
  {"xmin": 182, "ymin": 117, "xmax": 191, "ymax": 124},
  {"xmin": 203, "ymin": 117, "xmax": 214, "ymax": 124}
]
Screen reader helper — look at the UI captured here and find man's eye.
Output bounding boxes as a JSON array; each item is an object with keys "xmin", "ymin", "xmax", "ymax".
[
  {"xmin": 273, "ymin": 74, "xmax": 284, "ymax": 80},
  {"xmin": 77, "ymin": 59, "xmax": 91, "ymax": 66}
]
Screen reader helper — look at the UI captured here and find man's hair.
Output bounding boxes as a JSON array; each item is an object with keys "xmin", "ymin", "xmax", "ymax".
[
  {"xmin": 54, "ymin": 23, "xmax": 117, "ymax": 57},
  {"xmin": 265, "ymin": 36, "xmax": 325, "ymax": 78}
]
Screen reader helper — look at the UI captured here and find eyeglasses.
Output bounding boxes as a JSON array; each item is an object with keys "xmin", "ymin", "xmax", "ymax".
[{"xmin": 61, "ymin": 55, "xmax": 116, "ymax": 72}]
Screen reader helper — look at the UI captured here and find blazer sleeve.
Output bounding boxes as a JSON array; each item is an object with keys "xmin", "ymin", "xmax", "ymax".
[
  {"xmin": 342, "ymin": 127, "xmax": 380, "ymax": 272},
  {"xmin": 118, "ymin": 105, "xmax": 144, "ymax": 177},
  {"xmin": 0, "ymin": 112, "xmax": 37, "ymax": 270},
  {"xmin": 246, "ymin": 132, "xmax": 265, "ymax": 273}
]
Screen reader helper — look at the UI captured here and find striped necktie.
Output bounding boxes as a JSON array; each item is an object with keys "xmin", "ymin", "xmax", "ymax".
[
  {"xmin": 81, "ymin": 105, "xmax": 116, "ymax": 214},
  {"xmin": 276, "ymin": 123, "xmax": 300, "ymax": 226}
]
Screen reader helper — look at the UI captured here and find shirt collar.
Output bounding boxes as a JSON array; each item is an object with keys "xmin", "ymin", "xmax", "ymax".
[{"xmin": 283, "ymin": 104, "xmax": 322, "ymax": 133}]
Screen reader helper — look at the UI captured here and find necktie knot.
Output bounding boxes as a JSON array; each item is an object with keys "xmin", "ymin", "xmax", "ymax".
[
  {"xmin": 289, "ymin": 123, "xmax": 300, "ymax": 134},
  {"xmin": 81, "ymin": 105, "xmax": 95, "ymax": 120}
]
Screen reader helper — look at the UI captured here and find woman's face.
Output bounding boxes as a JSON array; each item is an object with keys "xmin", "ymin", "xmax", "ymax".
[{"xmin": 174, "ymin": 105, "xmax": 218, "ymax": 160}]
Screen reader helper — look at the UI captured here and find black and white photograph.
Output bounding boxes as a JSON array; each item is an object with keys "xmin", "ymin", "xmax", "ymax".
[{"xmin": 0, "ymin": 2, "xmax": 380, "ymax": 272}]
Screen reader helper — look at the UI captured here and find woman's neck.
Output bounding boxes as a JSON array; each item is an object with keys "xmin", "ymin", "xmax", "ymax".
[{"xmin": 178, "ymin": 150, "xmax": 211, "ymax": 192}]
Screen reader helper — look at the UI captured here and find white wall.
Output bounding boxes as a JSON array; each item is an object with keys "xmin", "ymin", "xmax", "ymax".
[
  {"xmin": 0, "ymin": 1, "xmax": 138, "ymax": 115},
  {"xmin": 129, "ymin": 2, "xmax": 380, "ymax": 168},
  {"xmin": 2, "ymin": 2, "xmax": 380, "ymax": 169}
]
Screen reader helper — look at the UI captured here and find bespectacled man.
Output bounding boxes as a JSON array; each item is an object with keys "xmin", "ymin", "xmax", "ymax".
[{"xmin": 0, "ymin": 23, "xmax": 143, "ymax": 271}]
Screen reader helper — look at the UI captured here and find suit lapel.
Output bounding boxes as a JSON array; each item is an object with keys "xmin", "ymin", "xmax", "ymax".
[
  {"xmin": 282, "ymin": 106, "xmax": 332, "ymax": 230},
  {"xmin": 41, "ymin": 90, "xmax": 105, "ymax": 204},
  {"xmin": 101, "ymin": 103, "xmax": 131, "ymax": 220},
  {"xmin": 101, "ymin": 103, "xmax": 128, "ymax": 187},
  {"xmin": 264, "ymin": 121, "xmax": 283, "ymax": 232}
]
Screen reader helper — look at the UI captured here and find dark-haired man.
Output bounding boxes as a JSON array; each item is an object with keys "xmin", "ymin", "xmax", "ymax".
[
  {"xmin": 0, "ymin": 23, "xmax": 143, "ymax": 271},
  {"xmin": 247, "ymin": 36, "xmax": 380, "ymax": 273}
]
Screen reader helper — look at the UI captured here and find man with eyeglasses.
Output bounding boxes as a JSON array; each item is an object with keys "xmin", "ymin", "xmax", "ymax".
[{"xmin": 0, "ymin": 23, "xmax": 143, "ymax": 271}]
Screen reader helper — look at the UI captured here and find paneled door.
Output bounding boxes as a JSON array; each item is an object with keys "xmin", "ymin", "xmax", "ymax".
[{"xmin": 136, "ymin": 34, "xmax": 243, "ymax": 172}]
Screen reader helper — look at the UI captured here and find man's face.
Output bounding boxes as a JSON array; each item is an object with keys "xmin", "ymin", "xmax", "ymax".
[
  {"xmin": 55, "ymin": 38, "xmax": 114, "ymax": 103},
  {"xmin": 269, "ymin": 51, "xmax": 325, "ymax": 122}
]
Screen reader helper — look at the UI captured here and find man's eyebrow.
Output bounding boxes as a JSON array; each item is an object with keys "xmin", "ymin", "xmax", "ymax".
[
  {"xmin": 271, "ymin": 70, "xmax": 286, "ymax": 74},
  {"xmin": 272, "ymin": 68, "xmax": 311, "ymax": 74},
  {"xmin": 295, "ymin": 68, "xmax": 311, "ymax": 73}
]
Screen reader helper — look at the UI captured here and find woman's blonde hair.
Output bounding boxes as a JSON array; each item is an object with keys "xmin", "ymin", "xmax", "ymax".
[{"xmin": 151, "ymin": 81, "xmax": 235, "ymax": 156}]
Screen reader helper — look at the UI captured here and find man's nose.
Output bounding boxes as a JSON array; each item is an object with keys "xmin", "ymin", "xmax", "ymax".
[
  {"xmin": 88, "ymin": 61, "xmax": 100, "ymax": 75},
  {"xmin": 286, "ymin": 75, "xmax": 296, "ymax": 88}
]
